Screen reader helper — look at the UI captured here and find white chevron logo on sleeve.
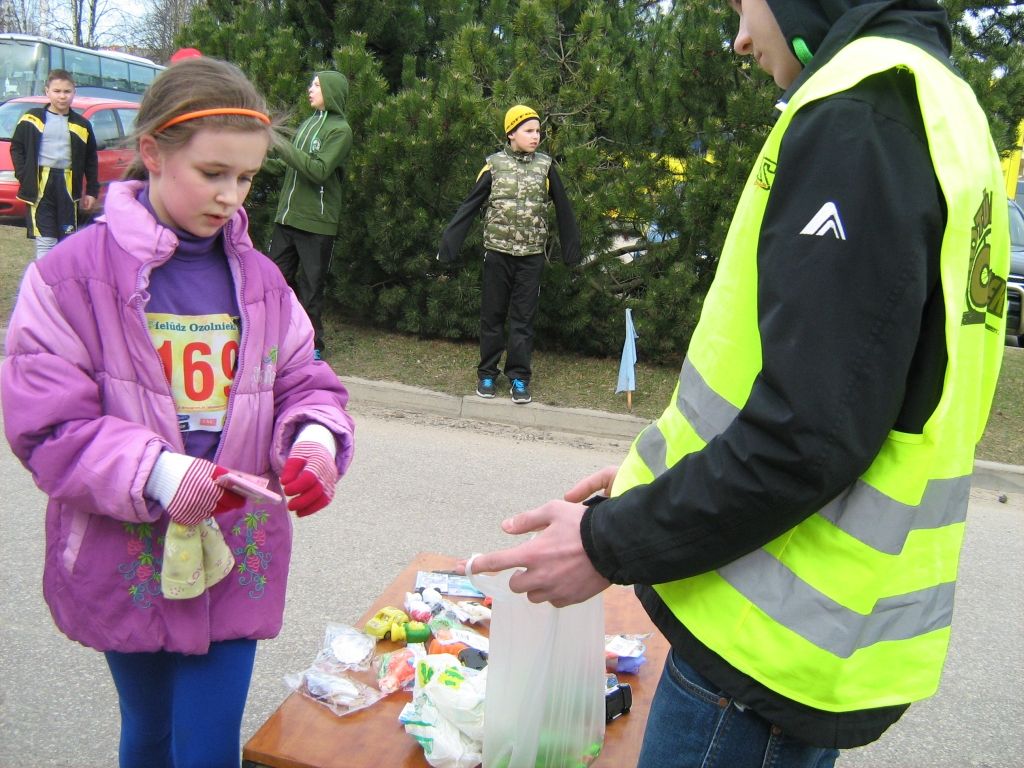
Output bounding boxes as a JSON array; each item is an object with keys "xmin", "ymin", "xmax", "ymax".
[{"xmin": 799, "ymin": 202, "xmax": 847, "ymax": 240}]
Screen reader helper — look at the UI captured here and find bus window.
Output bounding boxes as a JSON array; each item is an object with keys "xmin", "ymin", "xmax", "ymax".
[
  {"xmin": 0, "ymin": 39, "xmax": 45, "ymax": 97},
  {"xmin": 1, "ymin": 36, "xmax": 163, "ymax": 102},
  {"xmin": 101, "ymin": 57, "xmax": 130, "ymax": 94},
  {"xmin": 63, "ymin": 49, "xmax": 101, "ymax": 88},
  {"xmin": 128, "ymin": 63, "xmax": 155, "ymax": 94}
]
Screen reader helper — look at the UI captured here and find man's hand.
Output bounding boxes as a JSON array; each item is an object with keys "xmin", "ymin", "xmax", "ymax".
[
  {"xmin": 563, "ymin": 465, "xmax": 619, "ymax": 503},
  {"xmin": 80, "ymin": 195, "xmax": 96, "ymax": 212},
  {"xmin": 467, "ymin": 499, "xmax": 610, "ymax": 607}
]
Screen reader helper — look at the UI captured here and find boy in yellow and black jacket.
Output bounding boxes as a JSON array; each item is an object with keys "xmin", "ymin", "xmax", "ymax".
[{"xmin": 11, "ymin": 69, "xmax": 98, "ymax": 258}]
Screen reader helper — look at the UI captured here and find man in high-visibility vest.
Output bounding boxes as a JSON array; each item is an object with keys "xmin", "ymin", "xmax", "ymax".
[{"xmin": 469, "ymin": 1, "xmax": 1009, "ymax": 766}]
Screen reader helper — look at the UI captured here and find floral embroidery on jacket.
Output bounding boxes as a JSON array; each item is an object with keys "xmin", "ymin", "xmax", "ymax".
[
  {"xmin": 233, "ymin": 510, "xmax": 271, "ymax": 598},
  {"xmin": 118, "ymin": 522, "xmax": 162, "ymax": 608}
]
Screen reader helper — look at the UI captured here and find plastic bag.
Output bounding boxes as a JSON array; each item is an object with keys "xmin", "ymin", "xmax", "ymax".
[{"xmin": 467, "ymin": 557, "xmax": 606, "ymax": 768}]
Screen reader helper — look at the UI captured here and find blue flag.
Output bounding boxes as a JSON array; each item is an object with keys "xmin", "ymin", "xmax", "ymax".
[{"xmin": 616, "ymin": 308, "xmax": 638, "ymax": 394}]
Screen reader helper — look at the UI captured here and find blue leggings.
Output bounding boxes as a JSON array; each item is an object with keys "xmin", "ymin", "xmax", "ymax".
[{"xmin": 104, "ymin": 638, "xmax": 257, "ymax": 768}]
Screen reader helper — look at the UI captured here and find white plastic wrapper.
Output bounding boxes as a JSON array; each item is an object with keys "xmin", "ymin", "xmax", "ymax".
[
  {"xmin": 400, "ymin": 696, "xmax": 481, "ymax": 768},
  {"xmin": 323, "ymin": 623, "xmax": 377, "ymax": 669},
  {"xmin": 284, "ymin": 662, "xmax": 384, "ymax": 718},
  {"xmin": 282, "ymin": 622, "xmax": 385, "ymax": 717},
  {"xmin": 400, "ymin": 654, "xmax": 487, "ymax": 768}
]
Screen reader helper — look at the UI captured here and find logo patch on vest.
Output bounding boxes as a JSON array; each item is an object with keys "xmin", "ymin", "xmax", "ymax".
[
  {"xmin": 755, "ymin": 157, "xmax": 777, "ymax": 190},
  {"xmin": 962, "ymin": 189, "xmax": 1005, "ymax": 328}
]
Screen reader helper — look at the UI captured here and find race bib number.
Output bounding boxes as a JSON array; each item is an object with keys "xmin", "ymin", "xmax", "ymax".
[{"xmin": 147, "ymin": 312, "xmax": 240, "ymax": 433}]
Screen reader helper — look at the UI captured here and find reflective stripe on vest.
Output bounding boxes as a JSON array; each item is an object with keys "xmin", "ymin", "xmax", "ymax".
[
  {"xmin": 611, "ymin": 37, "xmax": 1009, "ymax": 711},
  {"xmin": 483, "ymin": 149, "xmax": 551, "ymax": 256}
]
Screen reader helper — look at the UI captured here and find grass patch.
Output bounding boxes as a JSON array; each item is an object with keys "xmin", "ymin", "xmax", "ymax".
[{"xmin": 3, "ymin": 221, "xmax": 1021, "ymax": 462}]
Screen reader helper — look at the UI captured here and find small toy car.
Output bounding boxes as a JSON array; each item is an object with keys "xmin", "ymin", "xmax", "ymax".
[{"xmin": 364, "ymin": 606, "xmax": 410, "ymax": 639}]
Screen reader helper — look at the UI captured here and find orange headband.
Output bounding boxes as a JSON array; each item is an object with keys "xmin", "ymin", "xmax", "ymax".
[{"xmin": 156, "ymin": 107, "xmax": 271, "ymax": 133}]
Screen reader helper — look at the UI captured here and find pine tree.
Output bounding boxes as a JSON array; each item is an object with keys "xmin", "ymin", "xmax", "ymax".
[{"xmin": 176, "ymin": 0, "xmax": 1024, "ymax": 365}]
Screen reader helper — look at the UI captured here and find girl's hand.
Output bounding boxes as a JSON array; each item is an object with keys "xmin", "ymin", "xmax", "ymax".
[
  {"xmin": 279, "ymin": 442, "xmax": 337, "ymax": 516},
  {"xmin": 146, "ymin": 453, "xmax": 246, "ymax": 526},
  {"xmin": 279, "ymin": 424, "xmax": 339, "ymax": 517}
]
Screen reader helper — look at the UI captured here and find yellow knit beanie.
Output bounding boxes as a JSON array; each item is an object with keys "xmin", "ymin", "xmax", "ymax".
[{"xmin": 504, "ymin": 104, "xmax": 540, "ymax": 135}]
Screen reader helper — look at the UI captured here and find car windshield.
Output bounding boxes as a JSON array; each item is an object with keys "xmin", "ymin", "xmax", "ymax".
[
  {"xmin": 0, "ymin": 100, "xmax": 34, "ymax": 140},
  {"xmin": 1010, "ymin": 200, "xmax": 1024, "ymax": 249}
]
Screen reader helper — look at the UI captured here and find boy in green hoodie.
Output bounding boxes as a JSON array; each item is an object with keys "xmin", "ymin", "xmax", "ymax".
[{"xmin": 266, "ymin": 70, "xmax": 353, "ymax": 358}]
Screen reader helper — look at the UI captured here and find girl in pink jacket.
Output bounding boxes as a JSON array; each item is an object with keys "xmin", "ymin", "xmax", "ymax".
[{"xmin": 1, "ymin": 57, "xmax": 355, "ymax": 768}]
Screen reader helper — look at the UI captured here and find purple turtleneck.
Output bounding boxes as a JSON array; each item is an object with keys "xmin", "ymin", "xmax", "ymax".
[{"xmin": 141, "ymin": 186, "xmax": 239, "ymax": 460}]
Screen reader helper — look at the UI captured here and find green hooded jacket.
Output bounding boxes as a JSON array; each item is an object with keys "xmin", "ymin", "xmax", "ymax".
[{"xmin": 271, "ymin": 70, "xmax": 352, "ymax": 236}]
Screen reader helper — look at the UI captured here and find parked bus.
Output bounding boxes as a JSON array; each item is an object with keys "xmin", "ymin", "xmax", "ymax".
[{"xmin": 0, "ymin": 33, "xmax": 164, "ymax": 103}]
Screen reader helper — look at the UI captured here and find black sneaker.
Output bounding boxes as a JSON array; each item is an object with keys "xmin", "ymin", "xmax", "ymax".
[
  {"xmin": 510, "ymin": 378, "xmax": 531, "ymax": 404},
  {"xmin": 476, "ymin": 377, "xmax": 496, "ymax": 398}
]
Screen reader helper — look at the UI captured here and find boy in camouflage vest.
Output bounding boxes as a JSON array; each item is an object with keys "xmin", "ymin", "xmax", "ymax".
[{"xmin": 437, "ymin": 105, "xmax": 580, "ymax": 404}]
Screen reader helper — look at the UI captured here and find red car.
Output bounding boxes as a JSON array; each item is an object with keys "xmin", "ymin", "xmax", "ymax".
[{"xmin": 0, "ymin": 95, "xmax": 138, "ymax": 221}]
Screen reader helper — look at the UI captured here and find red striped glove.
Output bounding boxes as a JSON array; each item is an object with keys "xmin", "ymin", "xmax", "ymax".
[
  {"xmin": 280, "ymin": 425, "xmax": 338, "ymax": 517},
  {"xmin": 146, "ymin": 453, "xmax": 246, "ymax": 526}
]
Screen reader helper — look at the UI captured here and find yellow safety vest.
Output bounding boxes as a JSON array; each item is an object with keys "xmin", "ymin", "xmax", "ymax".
[{"xmin": 611, "ymin": 37, "xmax": 1009, "ymax": 711}]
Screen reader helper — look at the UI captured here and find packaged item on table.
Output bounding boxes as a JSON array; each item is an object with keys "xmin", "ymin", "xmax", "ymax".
[
  {"xmin": 400, "ymin": 653, "xmax": 488, "ymax": 768},
  {"xmin": 604, "ymin": 633, "xmax": 650, "ymax": 674},
  {"xmin": 376, "ymin": 644, "xmax": 425, "ymax": 694},
  {"xmin": 285, "ymin": 661, "xmax": 384, "ymax": 717},
  {"xmin": 323, "ymin": 623, "xmax": 378, "ymax": 670},
  {"xmin": 405, "ymin": 591, "xmax": 434, "ymax": 622}
]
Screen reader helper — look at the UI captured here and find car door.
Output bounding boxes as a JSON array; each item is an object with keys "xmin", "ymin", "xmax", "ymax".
[{"xmin": 84, "ymin": 104, "xmax": 134, "ymax": 211}]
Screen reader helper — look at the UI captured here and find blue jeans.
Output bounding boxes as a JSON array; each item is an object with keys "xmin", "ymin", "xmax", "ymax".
[
  {"xmin": 637, "ymin": 650, "xmax": 839, "ymax": 768},
  {"xmin": 105, "ymin": 638, "xmax": 257, "ymax": 768}
]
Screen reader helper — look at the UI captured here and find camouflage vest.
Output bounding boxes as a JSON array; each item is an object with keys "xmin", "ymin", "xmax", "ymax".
[{"xmin": 483, "ymin": 149, "xmax": 552, "ymax": 256}]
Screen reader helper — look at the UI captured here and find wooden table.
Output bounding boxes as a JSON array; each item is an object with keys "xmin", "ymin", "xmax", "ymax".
[{"xmin": 243, "ymin": 552, "xmax": 667, "ymax": 768}]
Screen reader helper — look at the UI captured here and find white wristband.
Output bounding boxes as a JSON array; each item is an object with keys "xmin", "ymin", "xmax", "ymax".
[
  {"xmin": 144, "ymin": 451, "xmax": 194, "ymax": 507},
  {"xmin": 294, "ymin": 423, "xmax": 337, "ymax": 458}
]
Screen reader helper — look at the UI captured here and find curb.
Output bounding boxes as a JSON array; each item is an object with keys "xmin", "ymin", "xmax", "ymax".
[
  {"xmin": 342, "ymin": 376, "xmax": 1024, "ymax": 497},
  {"xmin": 341, "ymin": 376, "xmax": 649, "ymax": 442}
]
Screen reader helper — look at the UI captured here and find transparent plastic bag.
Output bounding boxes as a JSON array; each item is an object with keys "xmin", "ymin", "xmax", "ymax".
[{"xmin": 467, "ymin": 557, "xmax": 606, "ymax": 768}]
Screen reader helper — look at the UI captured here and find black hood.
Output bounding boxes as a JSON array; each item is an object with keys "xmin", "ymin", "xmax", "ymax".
[{"xmin": 766, "ymin": 0, "xmax": 953, "ymax": 97}]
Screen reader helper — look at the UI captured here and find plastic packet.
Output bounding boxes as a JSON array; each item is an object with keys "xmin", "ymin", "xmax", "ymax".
[
  {"xmin": 400, "ymin": 694, "xmax": 482, "ymax": 768},
  {"xmin": 321, "ymin": 623, "xmax": 377, "ymax": 670},
  {"xmin": 458, "ymin": 600, "xmax": 492, "ymax": 624},
  {"xmin": 416, "ymin": 654, "xmax": 488, "ymax": 742},
  {"xmin": 283, "ymin": 622, "xmax": 385, "ymax": 717},
  {"xmin": 284, "ymin": 661, "xmax": 384, "ymax": 717},
  {"xmin": 400, "ymin": 653, "xmax": 488, "ymax": 768},
  {"xmin": 605, "ymin": 633, "xmax": 650, "ymax": 674},
  {"xmin": 376, "ymin": 643, "xmax": 426, "ymax": 694}
]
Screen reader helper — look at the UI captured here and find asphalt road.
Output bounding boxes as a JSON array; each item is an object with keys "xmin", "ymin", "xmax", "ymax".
[{"xmin": 0, "ymin": 404, "xmax": 1021, "ymax": 767}]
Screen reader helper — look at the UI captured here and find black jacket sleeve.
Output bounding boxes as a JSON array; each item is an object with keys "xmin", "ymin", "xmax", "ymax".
[
  {"xmin": 548, "ymin": 165, "xmax": 581, "ymax": 265},
  {"xmin": 582, "ymin": 73, "xmax": 945, "ymax": 585},
  {"xmin": 437, "ymin": 169, "xmax": 491, "ymax": 263},
  {"xmin": 10, "ymin": 119, "xmax": 29, "ymax": 183},
  {"xmin": 83, "ymin": 118, "xmax": 99, "ymax": 197}
]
